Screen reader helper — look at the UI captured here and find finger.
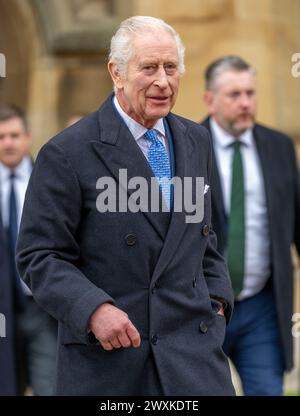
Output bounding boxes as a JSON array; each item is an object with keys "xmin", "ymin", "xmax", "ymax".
[
  {"xmin": 118, "ymin": 331, "xmax": 132, "ymax": 348},
  {"xmin": 100, "ymin": 340, "xmax": 114, "ymax": 351},
  {"xmin": 110, "ymin": 337, "xmax": 122, "ymax": 349},
  {"xmin": 126, "ymin": 323, "xmax": 141, "ymax": 348}
]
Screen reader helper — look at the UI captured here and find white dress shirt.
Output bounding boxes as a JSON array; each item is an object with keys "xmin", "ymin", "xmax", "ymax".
[
  {"xmin": 0, "ymin": 156, "xmax": 32, "ymax": 295},
  {"xmin": 210, "ymin": 118, "xmax": 271, "ymax": 300},
  {"xmin": 113, "ymin": 95, "xmax": 169, "ymax": 159}
]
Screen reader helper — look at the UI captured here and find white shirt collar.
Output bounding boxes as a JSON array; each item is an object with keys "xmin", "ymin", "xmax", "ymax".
[
  {"xmin": 113, "ymin": 95, "xmax": 165, "ymax": 141},
  {"xmin": 210, "ymin": 117, "xmax": 253, "ymax": 148},
  {"xmin": 0, "ymin": 156, "xmax": 32, "ymax": 182}
]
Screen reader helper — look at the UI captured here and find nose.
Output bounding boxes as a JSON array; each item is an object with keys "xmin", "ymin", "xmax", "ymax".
[
  {"xmin": 154, "ymin": 66, "xmax": 169, "ymax": 89},
  {"xmin": 239, "ymin": 93, "xmax": 251, "ymax": 108}
]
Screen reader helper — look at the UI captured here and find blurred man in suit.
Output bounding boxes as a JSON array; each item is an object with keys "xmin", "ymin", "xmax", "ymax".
[
  {"xmin": 202, "ymin": 55, "xmax": 300, "ymax": 395},
  {"xmin": 0, "ymin": 105, "xmax": 57, "ymax": 395},
  {"xmin": 16, "ymin": 16, "xmax": 235, "ymax": 395}
]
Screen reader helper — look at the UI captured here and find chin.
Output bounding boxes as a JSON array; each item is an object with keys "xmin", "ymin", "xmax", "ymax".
[
  {"xmin": 235, "ymin": 121, "xmax": 254, "ymax": 134},
  {"xmin": 148, "ymin": 103, "xmax": 171, "ymax": 116},
  {"xmin": 4, "ymin": 159, "xmax": 20, "ymax": 168},
  {"xmin": 145, "ymin": 113, "xmax": 166, "ymax": 122},
  {"xmin": 153, "ymin": 108, "xmax": 170, "ymax": 118}
]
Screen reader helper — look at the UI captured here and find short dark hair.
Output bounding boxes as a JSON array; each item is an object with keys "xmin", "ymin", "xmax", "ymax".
[
  {"xmin": 205, "ymin": 55, "xmax": 256, "ymax": 90},
  {"xmin": 0, "ymin": 104, "xmax": 28, "ymax": 132}
]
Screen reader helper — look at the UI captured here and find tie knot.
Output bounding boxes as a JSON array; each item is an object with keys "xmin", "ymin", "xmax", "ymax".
[
  {"xmin": 10, "ymin": 171, "xmax": 16, "ymax": 180},
  {"xmin": 144, "ymin": 129, "xmax": 159, "ymax": 144},
  {"xmin": 231, "ymin": 139, "xmax": 242, "ymax": 150}
]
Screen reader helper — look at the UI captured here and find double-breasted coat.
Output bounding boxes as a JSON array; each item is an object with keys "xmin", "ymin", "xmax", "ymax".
[{"xmin": 16, "ymin": 98, "xmax": 234, "ymax": 395}]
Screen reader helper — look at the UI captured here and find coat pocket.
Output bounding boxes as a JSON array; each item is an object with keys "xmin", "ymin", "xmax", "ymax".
[{"xmin": 59, "ymin": 324, "xmax": 87, "ymax": 345}]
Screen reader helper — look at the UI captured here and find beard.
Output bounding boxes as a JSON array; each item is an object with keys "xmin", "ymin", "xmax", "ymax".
[{"xmin": 230, "ymin": 114, "xmax": 255, "ymax": 136}]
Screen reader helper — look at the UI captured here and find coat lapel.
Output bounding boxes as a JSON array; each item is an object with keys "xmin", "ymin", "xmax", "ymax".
[
  {"xmin": 90, "ymin": 97, "xmax": 170, "ymax": 240},
  {"xmin": 211, "ymin": 142, "xmax": 227, "ymax": 226},
  {"xmin": 202, "ymin": 117, "xmax": 227, "ymax": 231},
  {"xmin": 150, "ymin": 113, "xmax": 192, "ymax": 285},
  {"xmin": 253, "ymin": 124, "xmax": 275, "ymax": 244}
]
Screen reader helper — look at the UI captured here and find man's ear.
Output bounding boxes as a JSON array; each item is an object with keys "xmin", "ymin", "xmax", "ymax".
[{"xmin": 107, "ymin": 62, "xmax": 124, "ymax": 90}]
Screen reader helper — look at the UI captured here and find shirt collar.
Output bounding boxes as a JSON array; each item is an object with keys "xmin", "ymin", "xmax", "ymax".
[
  {"xmin": 0, "ymin": 156, "xmax": 32, "ymax": 181},
  {"xmin": 113, "ymin": 95, "xmax": 165, "ymax": 141},
  {"xmin": 210, "ymin": 117, "xmax": 253, "ymax": 148}
]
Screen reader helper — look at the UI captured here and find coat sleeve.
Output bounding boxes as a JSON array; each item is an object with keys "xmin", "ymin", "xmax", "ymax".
[
  {"xmin": 201, "ymin": 126, "xmax": 234, "ymax": 323},
  {"xmin": 292, "ymin": 148, "xmax": 300, "ymax": 256},
  {"xmin": 283, "ymin": 135, "xmax": 300, "ymax": 256},
  {"xmin": 203, "ymin": 229, "xmax": 234, "ymax": 322},
  {"xmin": 16, "ymin": 141, "xmax": 115, "ymax": 344}
]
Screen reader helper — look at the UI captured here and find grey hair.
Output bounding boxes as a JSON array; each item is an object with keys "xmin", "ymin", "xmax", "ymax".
[
  {"xmin": 109, "ymin": 15, "xmax": 185, "ymax": 80},
  {"xmin": 205, "ymin": 55, "xmax": 256, "ymax": 90}
]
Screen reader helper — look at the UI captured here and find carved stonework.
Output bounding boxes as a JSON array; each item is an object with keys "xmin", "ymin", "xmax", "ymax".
[
  {"xmin": 31, "ymin": 0, "xmax": 131, "ymax": 53},
  {"xmin": 71, "ymin": 0, "xmax": 112, "ymax": 21}
]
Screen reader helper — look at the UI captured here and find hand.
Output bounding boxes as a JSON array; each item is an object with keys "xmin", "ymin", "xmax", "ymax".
[
  {"xmin": 88, "ymin": 303, "xmax": 141, "ymax": 351},
  {"xmin": 217, "ymin": 307, "xmax": 225, "ymax": 316}
]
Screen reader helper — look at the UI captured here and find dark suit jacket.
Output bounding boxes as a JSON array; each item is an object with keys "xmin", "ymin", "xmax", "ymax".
[
  {"xmin": 0, "ymin": 211, "xmax": 17, "ymax": 395},
  {"xmin": 202, "ymin": 117, "xmax": 300, "ymax": 370},
  {"xmin": 16, "ymin": 97, "xmax": 234, "ymax": 395}
]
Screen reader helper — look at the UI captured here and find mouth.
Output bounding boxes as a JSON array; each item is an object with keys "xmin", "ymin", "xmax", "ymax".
[
  {"xmin": 238, "ymin": 113, "xmax": 252, "ymax": 119},
  {"xmin": 147, "ymin": 96, "xmax": 170, "ymax": 104},
  {"xmin": 3, "ymin": 151, "xmax": 17, "ymax": 156}
]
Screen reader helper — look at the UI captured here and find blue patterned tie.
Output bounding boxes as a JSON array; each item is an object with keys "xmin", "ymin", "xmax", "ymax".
[{"xmin": 144, "ymin": 129, "xmax": 171, "ymax": 208}]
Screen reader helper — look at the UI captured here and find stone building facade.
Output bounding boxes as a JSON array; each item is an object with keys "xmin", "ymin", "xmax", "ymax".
[
  {"xmin": 0, "ymin": 0, "xmax": 299, "ymax": 393},
  {"xmin": 0, "ymin": 0, "xmax": 300, "ymax": 155}
]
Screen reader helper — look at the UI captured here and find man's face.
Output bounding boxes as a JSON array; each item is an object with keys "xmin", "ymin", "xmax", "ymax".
[
  {"xmin": 109, "ymin": 30, "xmax": 181, "ymax": 128},
  {"xmin": 0, "ymin": 117, "xmax": 31, "ymax": 168},
  {"xmin": 205, "ymin": 70, "xmax": 257, "ymax": 137}
]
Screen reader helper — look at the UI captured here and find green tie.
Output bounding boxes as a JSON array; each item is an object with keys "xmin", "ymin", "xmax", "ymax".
[{"xmin": 227, "ymin": 140, "xmax": 245, "ymax": 297}]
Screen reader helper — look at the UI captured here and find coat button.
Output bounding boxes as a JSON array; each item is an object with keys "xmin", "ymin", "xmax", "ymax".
[
  {"xmin": 192, "ymin": 277, "xmax": 197, "ymax": 288},
  {"xmin": 199, "ymin": 322, "xmax": 208, "ymax": 334},
  {"xmin": 151, "ymin": 334, "xmax": 158, "ymax": 345},
  {"xmin": 125, "ymin": 233, "xmax": 137, "ymax": 246},
  {"xmin": 202, "ymin": 224, "xmax": 210, "ymax": 236}
]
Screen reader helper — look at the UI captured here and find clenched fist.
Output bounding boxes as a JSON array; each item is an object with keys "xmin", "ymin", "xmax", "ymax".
[{"xmin": 89, "ymin": 303, "xmax": 141, "ymax": 351}]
